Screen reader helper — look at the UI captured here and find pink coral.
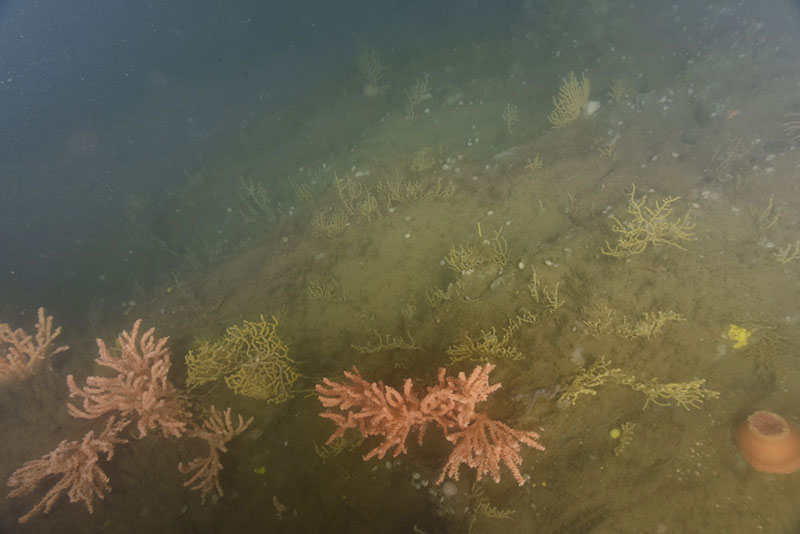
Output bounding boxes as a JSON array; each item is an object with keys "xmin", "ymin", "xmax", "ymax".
[
  {"xmin": 0, "ymin": 307, "xmax": 68, "ymax": 383},
  {"xmin": 317, "ymin": 363, "xmax": 545, "ymax": 485},
  {"xmin": 7, "ymin": 417, "xmax": 128, "ymax": 523},
  {"xmin": 178, "ymin": 406, "xmax": 253, "ymax": 503},
  {"xmin": 66, "ymin": 319, "xmax": 190, "ymax": 438}
]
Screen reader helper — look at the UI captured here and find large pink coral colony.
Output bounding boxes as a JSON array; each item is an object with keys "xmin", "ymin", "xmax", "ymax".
[
  {"xmin": 316, "ymin": 363, "xmax": 545, "ymax": 485},
  {"xmin": 66, "ymin": 319, "xmax": 190, "ymax": 439}
]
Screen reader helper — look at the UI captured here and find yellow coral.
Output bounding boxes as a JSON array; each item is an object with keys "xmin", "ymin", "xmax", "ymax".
[
  {"xmin": 502, "ymin": 103, "xmax": 519, "ymax": 134},
  {"xmin": 559, "ymin": 357, "xmax": 719, "ymax": 411},
  {"xmin": 548, "ymin": 72, "xmax": 591, "ymax": 128},
  {"xmin": 607, "ymin": 77, "xmax": 634, "ymax": 102},
  {"xmin": 447, "ymin": 327, "xmax": 524, "ymax": 364},
  {"xmin": 617, "ymin": 311, "xmax": 685, "ymax": 340},
  {"xmin": 601, "ymin": 184, "xmax": 696, "ymax": 257},
  {"xmin": 612, "ymin": 422, "xmax": 635, "ymax": 456},
  {"xmin": 410, "ymin": 147, "xmax": 436, "ymax": 173},
  {"xmin": 445, "ymin": 244, "xmax": 485, "ymax": 273},
  {"xmin": 631, "ymin": 378, "xmax": 719, "ymax": 410},
  {"xmin": 185, "ymin": 315, "xmax": 299, "ymax": 403},
  {"xmin": 223, "ymin": 316, "xmax": 299, "ymax": 402},
  {"xmin": 185, "ymin": 339, "xmax": 234, "ymax": 389},
  {"xmin": 525, "ymin": 154, "xmax": 543, "ymax": 171},
  {"xmin": 356, "ymin": 41, "xmax": 389, "ymax": 96}
]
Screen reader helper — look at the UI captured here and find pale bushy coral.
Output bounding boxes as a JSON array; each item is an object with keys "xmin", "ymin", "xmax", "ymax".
[{"xmin": 548, "ymin": 72, "xmax": 591, "ymax": 127}]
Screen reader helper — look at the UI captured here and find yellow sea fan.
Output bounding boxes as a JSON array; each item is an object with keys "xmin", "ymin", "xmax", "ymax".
[
  {"xmin": 184, "ymin": 315, "xmax": 300, "ymax": 403},
  {"xmin": 185, "ymin": 339, "xmax": 233, "ymax": 389},
  {"xmin": 223, "ymin": 316, "xmax": 299, "ymax": 402}
]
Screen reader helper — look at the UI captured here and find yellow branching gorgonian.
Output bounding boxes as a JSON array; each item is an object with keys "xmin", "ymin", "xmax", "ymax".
[
  {"xmin": 601, "ymin": 184, "xmax": 696, "ymax": 257},
  {"xmin": 548, "ymin": 72, "xmax": 591, "ymax": 128},
  {"xmin": 559, "ymin": 356, "xmax": 719, "ymax": 411},
  {"xmin": 185, "ymin": 315, "xmax": 299, "ymax": 403},
  {"xmin": 185, "ymin": 339, "xmax": 232, "ymax": 389}
]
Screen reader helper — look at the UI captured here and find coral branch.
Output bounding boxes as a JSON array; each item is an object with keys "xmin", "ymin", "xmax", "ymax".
[
  {"xmin": 438, "ymin": 412, "xmax": 544, "ymax": 486},
  {"xmin": 0, "ymin": 308, "xmax": 68, "ymax": 383},
  {"xmin": 7, "ymin": 417, "xmax": 129, "ymax": 523},
  {"xmin": 317, "ymin": 367, "xmax": 428, "ymax": 460},
  {"xmin": 66, "ymin": 320, "xmax": 190, "ymax": 438},
  {"xmin": 178, "ymin": 406, "xmax": 253, "ymax": 503}
]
